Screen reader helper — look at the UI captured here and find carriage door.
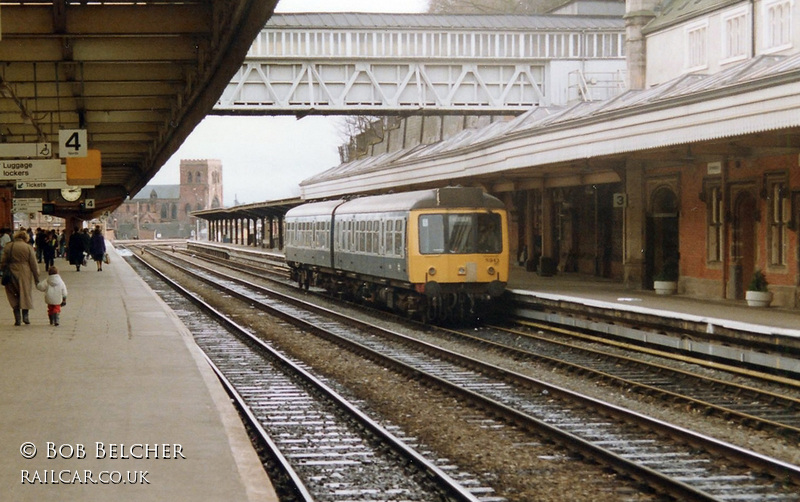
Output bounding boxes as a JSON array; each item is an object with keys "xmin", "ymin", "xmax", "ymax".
[
  {"xmin": 645, "ymin": 185, "xmax": 680, "ymax": 289},
  {"xmin": 731, "ymin": 191, "xmax": 757, "ymax": 299}
]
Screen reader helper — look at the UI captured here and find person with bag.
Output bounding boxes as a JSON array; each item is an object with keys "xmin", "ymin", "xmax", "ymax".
[
  {"xmin": 89, "ymin": 225, "xmax": 106, "ymax": 271},
  {"xmin": 1, "ymin": 230, "xmax": 41, "ymax": 326},
  {"xmin": 37, "ymin": 266, "xmax": 68, "ymax": 326}
]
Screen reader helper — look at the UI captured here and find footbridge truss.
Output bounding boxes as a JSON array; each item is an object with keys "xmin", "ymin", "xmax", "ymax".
[{"xmin": 214, "ymin": 13, "xmax": 627, "ymax": 116}]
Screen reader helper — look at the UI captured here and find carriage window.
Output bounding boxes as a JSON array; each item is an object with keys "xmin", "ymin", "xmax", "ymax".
[
  {"xmin": 419, "ymin": 215, "xmax": 445, "ymax": 254},
  {"xmin": 476, "ymin": 213, "xmax": 502, "ymax": 253},
  {"xmin": 371, "ymin": 220, "xmax": 380, "ymax": 254},
  {"xmin": 394, "ymin": 219, "xmax": 405, "ymax": 256},
  {"xmin": 358, "ymin": 220, "xmax": 366, "ymax": 252}
]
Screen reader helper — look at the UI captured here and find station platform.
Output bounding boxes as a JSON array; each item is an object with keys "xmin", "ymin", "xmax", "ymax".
[
  {"xmin": 0, "ymin": 244, "xmax": 277, "ymax": 501},
  {"xmin": 506, "ymin": 265, "xmax": 800, "ymax": 340}
]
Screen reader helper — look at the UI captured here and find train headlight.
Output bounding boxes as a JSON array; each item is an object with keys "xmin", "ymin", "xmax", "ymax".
[
  {"xmin": 428, "ymin": 267, "xmax": 437, "ymax": 276},
  {"xmin": 458, "ymin": 267, "xmax": 466, "ymax": 276},
  {"xmin": 487, "ymin": 266, "xmax": 496, "ymax": 276}
]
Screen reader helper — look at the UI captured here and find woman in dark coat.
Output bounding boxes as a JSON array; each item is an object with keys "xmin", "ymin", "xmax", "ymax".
[
  {"xmin": 89, "ymin": 226, "xmax": 106, "ymax": 271},
  {"xmin": 67, "ymin": 228, "xmax": 87, "ymax": 272},
  {"xmin": 1, "ymin": 230, "xmax": 41, "ymax": 325}
]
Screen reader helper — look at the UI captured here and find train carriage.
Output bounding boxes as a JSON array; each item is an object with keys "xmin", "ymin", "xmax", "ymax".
[{"xmin": 284, "ymin": 187, "xmax": 509, "ymax": 324}]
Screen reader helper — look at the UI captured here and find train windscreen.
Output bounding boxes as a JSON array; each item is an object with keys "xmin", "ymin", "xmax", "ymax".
[{"xmin": 419, "ymin": 212, "xmax": 502, "ymax": 254}]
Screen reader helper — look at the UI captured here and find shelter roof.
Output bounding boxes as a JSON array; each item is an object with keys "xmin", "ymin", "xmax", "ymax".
[
  {"xmin": 192, "ymin": 197, "xmax": 303, "ymax": 221},
  {"xmin": 300, "ymin": 52, "xmax": 800, "ymax": 198}
]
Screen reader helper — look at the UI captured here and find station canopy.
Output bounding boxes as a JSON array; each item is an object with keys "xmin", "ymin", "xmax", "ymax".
[
  {"xmin": 0, "ymin": 1, "xmax": 278, "ymax": 218},
  {"xmin": 192, "ymin": 197, "xmax": 303, "ymax": 222}
]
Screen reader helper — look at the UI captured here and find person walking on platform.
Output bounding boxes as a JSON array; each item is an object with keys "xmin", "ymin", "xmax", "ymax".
[
  {"xmin": 89, "ymin": 226, "xmax": 106, "ymax": 271},
  {"xmin": 42, "ymin": 229, "xmax": 57, "ymax": 272},
  {"xmin": 67, "ymin": 228, "xmax": 87, "ymax": 272},
  {"xmin": 34, "ymin": 228, "xmax": 46, "ymax": 263},
  {"xmin": 1, "ymin": 230, "xmax": 41, "ymax": 326},
  {"xmin": 58, "ymin": 230, "xmax": 66, "ymax": 258},
  {"xmin": 37, "ymin": 266, "xmax": 67, "ymax": 326}
]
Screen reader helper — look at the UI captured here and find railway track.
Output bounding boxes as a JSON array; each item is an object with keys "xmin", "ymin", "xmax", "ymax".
[
  {"xmin": 182, "ymin": 241, "xmax": 800, "ymax": 442},
  {"xmin": 132, "ymin": 245, "xmax": 800, "ymax": 501},
  {"xmin": 127, "ymin": 248, "xmax": 492, "ymax": 502},
  {"xmin": 446, "ymin": 323, "xmax": 800, "ymax": 439}
]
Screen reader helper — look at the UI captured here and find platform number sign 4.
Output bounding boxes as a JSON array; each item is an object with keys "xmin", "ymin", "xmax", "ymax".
[{"xmin": 59, "ymin": 129, "xmax": 87, "ymax": 158}]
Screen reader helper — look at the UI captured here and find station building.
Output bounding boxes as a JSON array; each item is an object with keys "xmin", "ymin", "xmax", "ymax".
[{"xmin": 296, "ymin": 0, "xmax": 800, "ymax": 308}]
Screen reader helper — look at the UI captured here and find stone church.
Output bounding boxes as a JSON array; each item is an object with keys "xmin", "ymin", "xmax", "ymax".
[{"xmin": 112, "ymin": 159, "xmax": 223, "ymax": 239}]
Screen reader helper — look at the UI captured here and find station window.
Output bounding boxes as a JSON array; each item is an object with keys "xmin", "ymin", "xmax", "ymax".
[
  {"xmin": 722, "ymin": 8, "xmax": 749, "ymax": 62},
  {"xmin": 764, "ymin": 0, "xmax": 793, "ymax": 52},
  {"xmin": 705, "ymin": 184, "xmax": 723, "ymax": 263},
  {"xmin": 767, "ymin": 176, "xmax": 789, "ymax": 266},
  {"xmin": 685, "ymin": 21, "xmax": 708, "ymax": 71}
]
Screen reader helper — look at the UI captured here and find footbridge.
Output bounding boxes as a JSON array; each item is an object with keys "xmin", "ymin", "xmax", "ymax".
[{"xmin": 214, "ymin": 13, "xmax": 627, "ymax": 115}]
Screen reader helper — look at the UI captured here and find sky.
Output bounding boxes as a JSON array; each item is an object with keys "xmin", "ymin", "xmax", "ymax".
[{"xmin": 149, "ymin": 0, "xmax": 430, "ymax": 206}]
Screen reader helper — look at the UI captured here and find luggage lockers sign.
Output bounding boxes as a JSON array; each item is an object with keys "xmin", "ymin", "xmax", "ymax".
[{"xmin": 1, "ymin": 159, "xmax": 62, "ymax": 181}]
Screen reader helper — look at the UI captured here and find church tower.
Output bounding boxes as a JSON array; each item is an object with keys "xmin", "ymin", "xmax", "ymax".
[{"xmin": 179, "ymin": 159, "xmax": 223, "ymax": 220}]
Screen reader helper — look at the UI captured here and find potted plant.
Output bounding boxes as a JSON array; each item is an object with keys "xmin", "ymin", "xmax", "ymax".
[
  {"xmin": 745, "ymin": 269, "xmax": 772, "ymax": 307},
  {"xmin": 653, "ymin": 259, "xmax": 679, "ymax": 295}
]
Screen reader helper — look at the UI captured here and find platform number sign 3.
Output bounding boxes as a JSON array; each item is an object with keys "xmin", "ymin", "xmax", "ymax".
[{"xmin": 59, "ymin": 129, "xmax": 87, "ymax": 158}]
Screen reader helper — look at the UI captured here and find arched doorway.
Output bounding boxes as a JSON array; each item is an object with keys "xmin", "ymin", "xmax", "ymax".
[
  {"xmin": 645, "ymin": 186, "xmax": 680, "ymax": 288},
  {"xmin": 732, "ymin": 191, "xmax": 757, "ymax": 299}
]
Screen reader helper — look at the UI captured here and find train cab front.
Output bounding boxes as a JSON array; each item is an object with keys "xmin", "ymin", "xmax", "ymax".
[{"xmin": 408, "ymin": 208, "xmax": 509, "ymax": 323}]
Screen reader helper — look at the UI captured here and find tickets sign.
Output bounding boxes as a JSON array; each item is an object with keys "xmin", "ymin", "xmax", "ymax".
[{"xmin": 16, "ymin": 180, "xmax": 93, "ymax": 190}]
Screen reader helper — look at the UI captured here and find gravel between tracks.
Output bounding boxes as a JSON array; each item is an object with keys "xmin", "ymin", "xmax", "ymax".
[{"xmin": 143, "ymin": 251, "xmax": 800, "ymax": 501}]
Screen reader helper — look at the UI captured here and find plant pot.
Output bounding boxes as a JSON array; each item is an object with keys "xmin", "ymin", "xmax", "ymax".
[
  {"xmin": 745, "ymin": 290, "xmax": 772, "ymax": 307},
  {"xmin": 653, "ymin": 280, "xmax": 677, "ymax": 295}
]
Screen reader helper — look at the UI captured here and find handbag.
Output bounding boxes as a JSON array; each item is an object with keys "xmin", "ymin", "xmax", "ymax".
[{"xmin": 103, "ymin": 253, "xmax": 110, "ymax": 264}]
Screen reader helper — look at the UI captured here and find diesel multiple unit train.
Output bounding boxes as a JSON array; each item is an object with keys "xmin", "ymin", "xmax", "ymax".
[{"xmin": 284, "ymin": 187, "xmax": 509, "ymax": 323}]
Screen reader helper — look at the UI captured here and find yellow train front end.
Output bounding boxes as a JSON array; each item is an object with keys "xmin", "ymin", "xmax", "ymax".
[{"xmin": 406, "ymin": 208, "xmax": 509, "ymax": 323}]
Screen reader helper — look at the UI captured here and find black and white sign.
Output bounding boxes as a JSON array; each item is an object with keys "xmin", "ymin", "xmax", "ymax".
[{"xmin": 59, "ymin": 129, "xmax": 88, "ymax": 158}]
